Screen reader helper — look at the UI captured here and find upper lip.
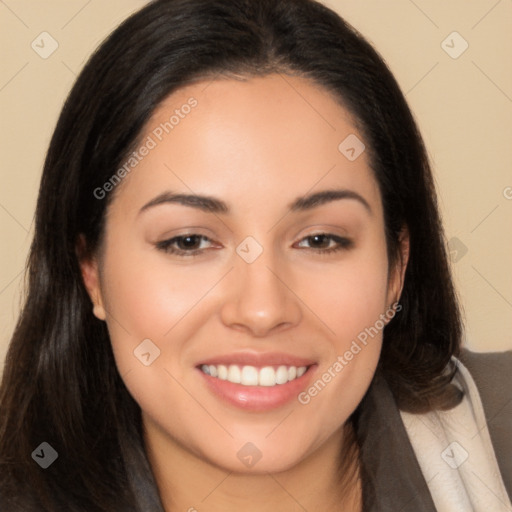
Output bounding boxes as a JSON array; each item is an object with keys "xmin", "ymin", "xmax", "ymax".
[{"xmin": 197, "ymin": 351, "xmax": 316, "ymax": 368}]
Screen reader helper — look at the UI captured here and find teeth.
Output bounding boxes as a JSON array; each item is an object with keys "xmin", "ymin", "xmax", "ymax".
[
  {"xmin": 227, "ymin": 365, "xmax": 241, "ymax": 384},
  {"xmin": 275, "ymin": 365, "xmax": 288, "ymax": 385},
  {"xmin": 200, "ymin": 363, "xmax": 308, "ymax": 386},
  {"xmin": 259, "ymin": 366, "xmax": 275, "ymax": 386},
  {"xmin": 217, "ymin": 365, "xmax": 228, "ymax": 380},
  {"xmin": 241, "ymin": 365, "xmax": 259, "ymax": 386}
]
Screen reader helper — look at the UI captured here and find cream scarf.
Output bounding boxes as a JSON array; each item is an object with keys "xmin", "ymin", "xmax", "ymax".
[{"xmin": 400, "ymin": 357, "xmax": 512, "ymax": 511}]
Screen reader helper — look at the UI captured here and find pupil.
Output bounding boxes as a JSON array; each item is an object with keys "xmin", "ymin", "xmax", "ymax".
[
  {"xmin": 312, "ymin": 234, "xmax": 328, "ymax": 247},
  {"xmin": 182, "ymin": 236, "xmax": 199, "ymax": 248}
]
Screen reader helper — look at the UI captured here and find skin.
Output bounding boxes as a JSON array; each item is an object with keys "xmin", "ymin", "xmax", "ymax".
[{"xmin": 81, "ymin": 74, "xmax": 409, "ymax": 511}]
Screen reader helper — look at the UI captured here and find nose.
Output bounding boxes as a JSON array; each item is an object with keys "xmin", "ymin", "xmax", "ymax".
[{"xmin": 219, "ymin": 250, "xmax": 302, "ymax": 337}]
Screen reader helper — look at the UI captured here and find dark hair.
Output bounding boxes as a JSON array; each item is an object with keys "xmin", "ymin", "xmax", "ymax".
[{"xmin": 0, "ymin": 0, "xmax": 462, "ymax": 510}]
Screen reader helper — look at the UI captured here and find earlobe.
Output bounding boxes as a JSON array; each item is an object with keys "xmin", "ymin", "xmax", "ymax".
[
  {"xmin": 92, "ymin": 304, "xmax": 107, "ymax": 321},
  {"xmin": 76, "ymin": 234, "xmax": 106, "ymax": 321}
]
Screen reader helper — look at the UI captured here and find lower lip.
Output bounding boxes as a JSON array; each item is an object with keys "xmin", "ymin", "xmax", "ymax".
[{"xmin": 198, "ymin": 366, "xmax": 317, "ymax": 411}]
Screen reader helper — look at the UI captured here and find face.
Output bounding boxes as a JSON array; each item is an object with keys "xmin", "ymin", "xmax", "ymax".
[{"xmin": 81, "ymin": 74, "xmax": 407, "ymax": 474}]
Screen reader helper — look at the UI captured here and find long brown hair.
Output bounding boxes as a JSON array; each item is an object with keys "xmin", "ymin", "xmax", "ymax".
[{"xmin": 0, "ymin": 0, "xmax": 462, "ymax": 509}]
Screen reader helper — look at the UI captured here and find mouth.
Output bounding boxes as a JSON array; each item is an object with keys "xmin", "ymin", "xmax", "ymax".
[
  {"xmin": 200, "ymin": 364, "xmax": 308, "ymax": 386},
  {"xmin": 196, "ymin": 353, "xmax": 317, "ymax": 411}
]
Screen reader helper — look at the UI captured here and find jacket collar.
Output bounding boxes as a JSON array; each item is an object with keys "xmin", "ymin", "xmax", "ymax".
[{"xmin": 355, "ymin": 369, "xmax": 437, "ymax": 511}]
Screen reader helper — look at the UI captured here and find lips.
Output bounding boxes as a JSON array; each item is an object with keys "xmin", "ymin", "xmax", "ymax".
[{"xmin": 196, "ymin": 352, "xmax": 317, "ymax": 411}]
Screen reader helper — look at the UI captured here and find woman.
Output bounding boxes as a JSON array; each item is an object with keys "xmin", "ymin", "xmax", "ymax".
[{"xmin": 0, "ymin": 0, "xmax": 510, "ymax": 510}]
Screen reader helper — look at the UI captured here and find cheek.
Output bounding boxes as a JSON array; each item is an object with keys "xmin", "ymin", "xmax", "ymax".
[
  {"xmin": 294, "ymin": 240, "xmax": 390, "ymax": 423},
  {"xmin": 99, "ymin": 239, "xmax": 222, "ymax": 354},
  {"xmin": 98, "ymin": 245, "xmax": 225, "ymax": 448},
  {"xmin": 302, "ymin": 242, "xmax": 390, "ymax": 353}
]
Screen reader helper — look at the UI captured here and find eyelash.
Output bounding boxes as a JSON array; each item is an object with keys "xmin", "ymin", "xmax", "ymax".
[{"xmin": 156, "ymin": 233, "xmax": 353, "ymax": 257}]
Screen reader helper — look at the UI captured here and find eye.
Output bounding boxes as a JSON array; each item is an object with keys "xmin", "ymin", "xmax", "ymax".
[
  {"xmin": 156, "ymin": 232, "xmax": 352, "ymax": 258},
  {"xmin": 295, "ymin": 233, "xmax": 353, "ymax": 254},
  {"xmin": 156, "ymin": 234, "xmax": 216, "ymax": 257}
]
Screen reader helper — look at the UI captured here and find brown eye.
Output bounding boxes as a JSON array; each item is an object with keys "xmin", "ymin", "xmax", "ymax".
[
  {"xmin": 156, "ymin": 234, "xmax": 214, "ymax": 256},
  {"xmin": 295, "ymin": 233, "xmax": 353, "ymax": 254},
  {"xmin": 175, "ymin": 235, "xmax": 203, "ymax": 250}
]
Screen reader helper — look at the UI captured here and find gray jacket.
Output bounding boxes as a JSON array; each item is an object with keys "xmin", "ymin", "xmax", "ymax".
[{"xmin": 357, "ymin": 349, "xmax": 512, "ymax": 511}]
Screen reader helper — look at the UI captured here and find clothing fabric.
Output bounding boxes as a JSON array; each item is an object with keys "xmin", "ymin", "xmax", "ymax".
[
  {"xmin": 356, "ymin": 349, "xmax": 512, "ymax": 511},
  {"xmin": 401, "ymin": 356, "xmax": 511, "ymax": 511}
]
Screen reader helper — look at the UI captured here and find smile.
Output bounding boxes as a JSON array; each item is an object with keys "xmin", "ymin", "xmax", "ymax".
[{"xmin": 200, "ymin": 364, "xmax": 308, "ymax": 387}]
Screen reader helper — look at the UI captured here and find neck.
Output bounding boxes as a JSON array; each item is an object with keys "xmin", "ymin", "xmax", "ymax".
[{"xmin": 144, "ymin": 419, "xmax": 362, "ymax": 512}]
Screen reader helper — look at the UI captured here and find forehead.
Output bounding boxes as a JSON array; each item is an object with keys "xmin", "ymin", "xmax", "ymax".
[{"xmin": 109, "ymin": 74, "xmax": 380, "ymax": 217}]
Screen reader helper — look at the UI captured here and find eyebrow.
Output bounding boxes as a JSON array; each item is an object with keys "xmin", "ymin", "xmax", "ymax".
[{"xmin": 139, "ymin": 188, "xmax": 372, "ymax": 216}]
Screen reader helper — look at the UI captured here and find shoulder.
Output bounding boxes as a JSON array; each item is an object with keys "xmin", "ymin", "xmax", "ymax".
[
  {"xmin": 459, "ymin": 348, "xmax": 512, "ymax": 498},
  {"xmin": 459, "ymin": 347, "xmax": 512, "ymax": 400}
]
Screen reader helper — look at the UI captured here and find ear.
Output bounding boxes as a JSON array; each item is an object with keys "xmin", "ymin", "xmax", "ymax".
[
  {"xmin": 386, "ymin": 226, "xmax": 410, "ymax": 309},
  {"xmin": 76, "ymin": 234, "xmax": 106, "ymax": 321}
]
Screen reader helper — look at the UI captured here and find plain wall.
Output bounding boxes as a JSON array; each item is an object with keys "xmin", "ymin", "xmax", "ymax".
[{"xmin": 1, "ymin": 0, "xmax": 511, "ymax": 375}]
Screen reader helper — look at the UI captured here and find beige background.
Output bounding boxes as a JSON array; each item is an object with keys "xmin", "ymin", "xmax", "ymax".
[{"xmin": 1, "ymin": 0, "xmax": 511, "ymax": 374}]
